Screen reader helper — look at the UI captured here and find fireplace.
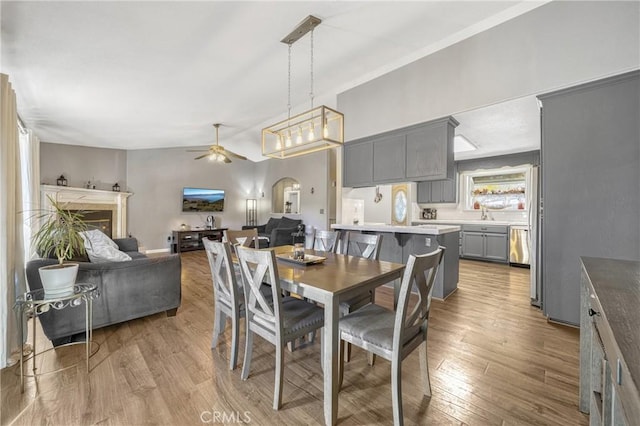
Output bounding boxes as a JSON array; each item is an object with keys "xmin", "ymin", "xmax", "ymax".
[
  {"xmin": 41, "ymin": 185, "xmax": 132, "ymax": 238},
  {"xmin": 70, "ymin": 209, "xmax": 113, "ymax": 238}
]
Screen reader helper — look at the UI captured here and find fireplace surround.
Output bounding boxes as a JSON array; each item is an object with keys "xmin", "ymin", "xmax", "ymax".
[{"xmin": 41, "ymin": 185, "xmax": 132, "ymax": 238}]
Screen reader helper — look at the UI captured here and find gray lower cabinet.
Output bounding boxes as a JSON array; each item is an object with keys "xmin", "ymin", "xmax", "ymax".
[
  {"xmin": 461, "ymin": 225, "xmax": 508, "ymax": 263},
  {"xmin": 358, "ymin": 230, "xmax": 459, "ymax": 299},
  {"xmin": 579, "ymin": 258, "xmax": 640, "ymax": 425}
]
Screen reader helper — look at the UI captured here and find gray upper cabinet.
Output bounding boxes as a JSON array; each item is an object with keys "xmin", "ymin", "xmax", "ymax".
[
  {"xmin": 373, "ymin": 134, "xmax": 406, "ymax": 183},
  {"xmin": 405, "ymin": 116, "xmax": 458, "ymax": 181},
  {"xmin": 343, "ymin": 141, "xmax": 373, "ymax": 187},
  {"xmin": 343, "ymin": 116, "xmax": 458, "ymax": 187},
  {"xmin": 416, "ymin": 164, "xmax": 458, "ymax": 203}
]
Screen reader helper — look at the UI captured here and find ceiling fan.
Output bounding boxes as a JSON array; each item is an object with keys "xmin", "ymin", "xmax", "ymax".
[{"xmin": 188, "ymin": 123, "xmax": 247, "ymax": 163}]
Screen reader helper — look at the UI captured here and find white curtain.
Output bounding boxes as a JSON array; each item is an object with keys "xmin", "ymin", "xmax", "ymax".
[
  {"xmin": 19, "ymin": 129, "xmax": 41, "ymax": 262},
  {"xmin": 0, "ymin": 73, "xmax": 27, "ymax": 368}
]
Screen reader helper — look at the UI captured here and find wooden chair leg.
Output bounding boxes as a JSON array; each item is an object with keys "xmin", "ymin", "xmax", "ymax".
[
  {"xmin": 339, "ymin": 340, "xmax": 345, "ymax": 391},
  {"xmin": 367, "ymin": 352, "xmax": 376, "ymax": 366},
  {"xmin": 419, "ymin": 342, "xmax": 432, "ymax": 397},
  {"xmin": 229, "ymin": 311, "xmax": 240, "ymax": 370},
  {"xmin": 345, "ymin": 342, "xmax": 352, "ymax": 362},
  {"xmin": 391, "ymin": 358, "xmax": 404, "ymax": 426},
  {"xmin": 240, "ymin": 326, "xmax": 253, "ymax": 381},
  {"xmin": 273, "ymin": 344, "xmax": 284, "ymax": 410}
]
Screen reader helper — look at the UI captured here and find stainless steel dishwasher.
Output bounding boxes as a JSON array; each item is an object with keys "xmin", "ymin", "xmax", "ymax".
[{"xmin": 509, "ymin": 225, "xmax": 530, "ymax": 266}]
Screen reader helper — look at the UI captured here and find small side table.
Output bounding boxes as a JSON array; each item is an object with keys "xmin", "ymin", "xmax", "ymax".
[{"xmin": 14, "ymin": 283, "xmax": 99, "ymax": 392}]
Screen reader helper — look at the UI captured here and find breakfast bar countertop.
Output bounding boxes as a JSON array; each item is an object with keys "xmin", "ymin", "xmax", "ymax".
[
  {"xmin": 412, "ymin": 219, "xmax": 527, "ymax": 227},
  {"xmin": 331, "ymin": 223, "xmax": 460, "ymax": 235}
]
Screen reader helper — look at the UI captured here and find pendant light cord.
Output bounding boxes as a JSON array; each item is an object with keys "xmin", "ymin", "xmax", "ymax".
[
  {"xmin": 287, "ymin": 43, "xmax": 292, "ymax": 122},
  {"xmin": 310, "ymin": 29, "xmax": 314, "ymax": 110}
]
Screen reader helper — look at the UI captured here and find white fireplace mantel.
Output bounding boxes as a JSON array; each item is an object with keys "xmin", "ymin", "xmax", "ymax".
[{"xmin": 41, "ymin": 185, "xmax": 132, "ymax": 238}]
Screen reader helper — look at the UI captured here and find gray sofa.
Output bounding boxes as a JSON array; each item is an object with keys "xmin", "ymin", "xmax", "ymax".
[
  {"xmin": 243, "ymin": 216, "xmax": 304, "ymax": 247},
  {"xmin": 25, "ymin": 238, "xmax": 181, "ymax": 345}
]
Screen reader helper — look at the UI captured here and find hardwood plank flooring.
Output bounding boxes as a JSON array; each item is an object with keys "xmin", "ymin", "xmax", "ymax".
[{"xmin": 2, "ymin": 253, "xmax": 588, "ymax": 425}]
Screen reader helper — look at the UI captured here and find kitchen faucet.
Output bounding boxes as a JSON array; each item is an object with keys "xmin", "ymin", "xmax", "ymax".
[{"xmin": 480, "ymin": 206, "xmax": 488, "ymax": 220}]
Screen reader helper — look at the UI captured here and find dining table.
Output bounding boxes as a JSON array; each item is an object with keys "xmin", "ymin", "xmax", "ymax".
[{"xmin": 267, "ymin": 245, "xmax": 405, "ymax": 425}]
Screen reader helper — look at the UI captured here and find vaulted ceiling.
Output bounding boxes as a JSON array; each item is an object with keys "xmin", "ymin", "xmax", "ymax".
[{"xmin": 1, "ymin": 1, "xmax": 546, "ymax": 161}]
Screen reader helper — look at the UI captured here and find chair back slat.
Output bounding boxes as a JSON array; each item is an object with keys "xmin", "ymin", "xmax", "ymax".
[
  {"xmin": 236, "ymin": 246, "xmax": 283, "ymax": 335},
  {"xmin": 343, "ymin": 232, "xmax": 381, "ymax": 260},
  {"xmin": 225, "ymin": 229, "xmax": 259, "ymax": 248},
  {"xmin": 312, "ymin": 230, "xmax": 340, "ymax": 253},
  {"xmin": 203, "ymin": 239, "xmax": 239, "ymax": 306},
  {"xmin": 393, "ymin": 247, "xmax": 445, "ymax": 352}
]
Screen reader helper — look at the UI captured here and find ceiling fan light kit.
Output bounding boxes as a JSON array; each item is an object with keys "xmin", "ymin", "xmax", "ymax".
[
  {"xmin": 190, "ymin": 123, "xmax": 247, "ymax": 163},
  {"xmin": 262, "ymin": 15, "xmax": 344, "ymax": 160}
]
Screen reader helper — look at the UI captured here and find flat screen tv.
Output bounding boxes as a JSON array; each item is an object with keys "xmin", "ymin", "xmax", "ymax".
[{"xmin": 182, "ymin": 187, "xmax": 225, "ymax": 212}]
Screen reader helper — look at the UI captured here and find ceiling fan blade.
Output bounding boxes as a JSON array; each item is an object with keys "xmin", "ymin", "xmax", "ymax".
[
  {"xmin": 194, "ymin": 154, "xmax": 210, "ymax": 160},
  {"xmin": 186, "ymin": 149, "xmax": 210, "ymax": 152},
  {"xmin": 223, "ymin": 155, "xmax": 232, "ymax": 164},
  {"xmin": 224, "ymin": 149, "xmax": 247, "ymax": 160}
]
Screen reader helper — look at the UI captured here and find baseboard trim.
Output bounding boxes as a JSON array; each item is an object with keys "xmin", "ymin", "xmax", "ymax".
[{"xmin": 144, "ymin": 248, "xmax": 171, "ymax": 254}]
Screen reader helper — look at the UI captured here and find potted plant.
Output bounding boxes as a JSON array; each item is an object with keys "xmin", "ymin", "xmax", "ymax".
[{"xmin": 31, "ymin": 195, "xmax": 88, "ymax": 297}]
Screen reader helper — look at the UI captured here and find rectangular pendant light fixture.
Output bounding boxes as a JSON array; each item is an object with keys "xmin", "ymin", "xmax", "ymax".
[{"xmin": 262, "ymin": 15, "xmax": 345, "ymax": 160}]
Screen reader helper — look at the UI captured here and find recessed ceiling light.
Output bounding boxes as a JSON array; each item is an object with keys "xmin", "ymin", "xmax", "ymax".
[{"xmin": 454, "ymin": 134, "xmax": 477, "ymax": 153}]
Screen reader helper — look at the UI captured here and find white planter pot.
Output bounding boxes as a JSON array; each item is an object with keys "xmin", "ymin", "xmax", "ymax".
[{"xmin": 38, "ymin": 263, "xmax": 79, "ymax": 297}]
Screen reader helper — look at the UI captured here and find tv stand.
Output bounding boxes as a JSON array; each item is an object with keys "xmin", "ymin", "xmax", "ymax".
[{"xmin": 171, "ymin": 228, "xmax": 227, "ymax": 253}]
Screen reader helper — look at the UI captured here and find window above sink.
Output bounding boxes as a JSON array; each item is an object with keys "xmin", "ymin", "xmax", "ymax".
[{"xmin": 462, "ymin": 166, "xmax": 530, "ymax": 212}]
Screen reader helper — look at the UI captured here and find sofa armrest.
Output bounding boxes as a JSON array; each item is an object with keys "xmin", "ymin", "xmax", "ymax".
[
  {"xmin": 114, "ymin": 237, "xmax": 139, "ymax": 253},
  {"xmin": 25, "ymin": 254, "xmax": 182, "ymax": 341},
  {"xmin": 270, "ymin": 226, "xmax": 304, "ymax": 247}
]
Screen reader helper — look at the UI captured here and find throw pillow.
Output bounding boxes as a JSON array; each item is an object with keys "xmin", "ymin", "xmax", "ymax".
[{"xmin": 80, "ymin": 229, "xmax": 132, "ymax": 263}]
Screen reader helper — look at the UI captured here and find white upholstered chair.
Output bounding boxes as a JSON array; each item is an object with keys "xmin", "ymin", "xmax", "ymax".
[
  {"xmin": 236, "ymin": 246, "xmax": 325, "ymax": 410},
  {"xmin": 338, "ymin": 247, "xmax": 445, "ymax": 425},
  {"xmin": 203, "ymin": 239, "xmax": 245, "ymax": 370}
]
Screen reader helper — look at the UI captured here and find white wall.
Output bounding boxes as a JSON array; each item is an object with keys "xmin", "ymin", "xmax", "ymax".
[
  {"xmin": 254, "ymin": 150, "xmax": 330, "ymax": 236},
  {"xmin": 338, "ymin": 1, "xmax": 640, "ymax": 141}
]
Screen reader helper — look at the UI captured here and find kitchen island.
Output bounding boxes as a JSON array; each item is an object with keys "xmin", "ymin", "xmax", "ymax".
[{"xmin": 331, "ymin": 223, "xmax": 460, "ymax": 299}]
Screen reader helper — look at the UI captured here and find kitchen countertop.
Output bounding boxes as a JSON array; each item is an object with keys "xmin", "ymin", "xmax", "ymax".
[
  {"xmin": 412, "ymin": 219, "xmax": 527, "ymax": 227},
  {"xmin": 331, "ymin": 223, "xmax": 460, "ymax": 235}
]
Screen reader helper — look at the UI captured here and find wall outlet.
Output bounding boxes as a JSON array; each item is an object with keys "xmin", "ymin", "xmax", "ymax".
[{"xmin": 425, "ymin": 237, "xmax": 431, "ymax": 247}]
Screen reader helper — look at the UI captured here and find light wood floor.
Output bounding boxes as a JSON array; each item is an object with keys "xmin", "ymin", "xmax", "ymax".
[{"xmin": 2, "ymin": 253, "xmax": 588, "ymax": 425}]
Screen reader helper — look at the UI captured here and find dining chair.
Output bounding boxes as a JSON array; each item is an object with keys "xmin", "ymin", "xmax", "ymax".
[
  {"xmin": 339, "ymin": 231, "xmax": 382, "ymax": 361},
  {"xmin": 235, "ymin": 246, "xmax": 325, "ymax": 410},
  {"xmin": 203, "ymin": 238, "xmax": 245, "ymax": 370},
  {"xmin": 311, "ymin": 229, "xmax": 340, "ymax": 253},
  {"xmin": 224, "ymin": 228, "xmax": 259, "ymax": 248},
  {"xmin": 338, "ymin": 247, "xmax": 445, "ymax": 425}
]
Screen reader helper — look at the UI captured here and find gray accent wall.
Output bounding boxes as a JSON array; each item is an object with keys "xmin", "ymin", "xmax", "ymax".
[
  {"xmin": 40, "ymin": 142, "xmax": 127, "ymax": 190},
  {"xmin": 337, "ymin": 1, "xmax": 640, "ymax": 142},
  {"xmin": 40, "ymin": 143, "xmax": 331, "ymax": 251}
]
